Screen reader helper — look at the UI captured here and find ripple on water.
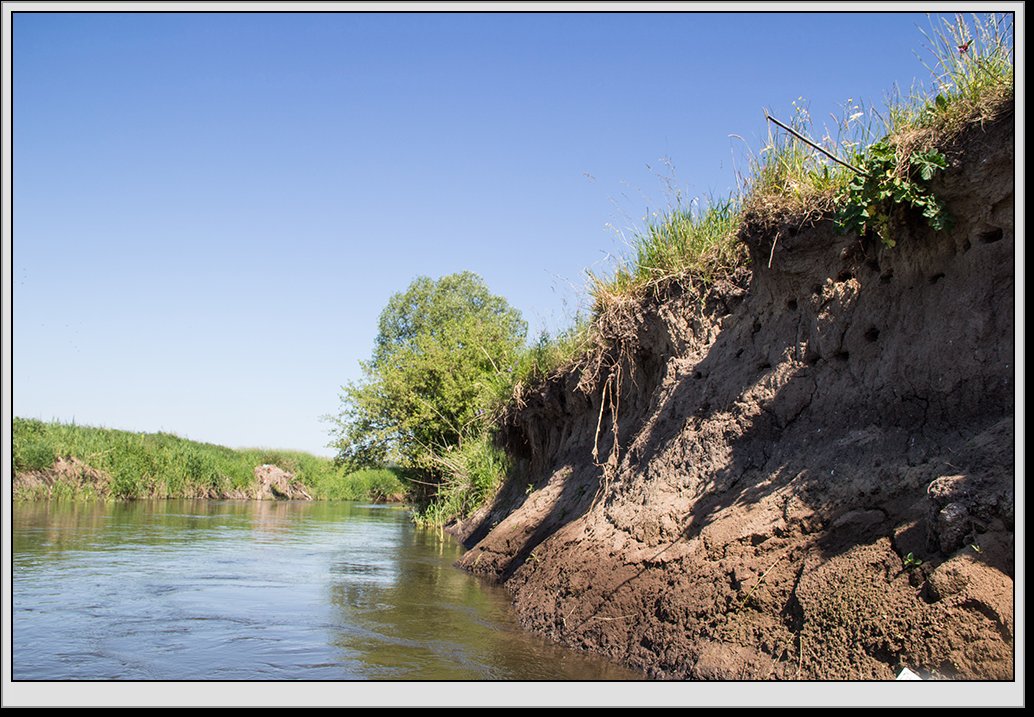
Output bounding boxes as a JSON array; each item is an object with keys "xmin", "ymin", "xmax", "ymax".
[{"xmin": 14, "ymin": 499, "xmax": 642, "ymax": 680}]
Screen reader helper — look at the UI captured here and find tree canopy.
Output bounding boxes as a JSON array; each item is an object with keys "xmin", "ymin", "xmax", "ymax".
[{"xmin": 331, "ymin": 272, "xmax": 526, "ymax": 471}]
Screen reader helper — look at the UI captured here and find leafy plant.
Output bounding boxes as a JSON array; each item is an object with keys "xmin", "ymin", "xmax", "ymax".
[
  {"xmin": 834, "ymin": 140, "xmax": 951, "ymax": 247},
  {"xmin": 903, "ymin": 552, "xmax": 924, "ymax": 570}
]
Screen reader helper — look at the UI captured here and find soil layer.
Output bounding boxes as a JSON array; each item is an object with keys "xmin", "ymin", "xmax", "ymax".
[{"xmin": 452, "ymin": 114, "xmax": 1015, "ymax": 680}]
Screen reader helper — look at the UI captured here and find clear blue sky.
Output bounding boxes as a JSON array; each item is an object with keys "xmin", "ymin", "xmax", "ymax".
[{"xmin": 13, "ymin": 10, "xmax": 968, "ymax": 456}]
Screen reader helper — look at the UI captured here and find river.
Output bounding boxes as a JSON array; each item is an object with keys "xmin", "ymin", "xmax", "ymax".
[{"xmin": 12, "ymin": 499, "xmax": 639, "ymax": 680}]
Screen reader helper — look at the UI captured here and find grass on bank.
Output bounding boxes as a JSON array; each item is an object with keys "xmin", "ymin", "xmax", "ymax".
[
  {"xmin": 592, "ymin": 12, "xmax": 1013, "ymax": 305},
  {"xmin": 13, "ymin": 418, "xmax": 407, "ymax": 502},
  {"xmin": 409, "ymin": 13, "xmax": 1014, "ymax": 528},
  {"xmin": 411, "ymin": 431, "xmax": 511, "ymax": 527}
]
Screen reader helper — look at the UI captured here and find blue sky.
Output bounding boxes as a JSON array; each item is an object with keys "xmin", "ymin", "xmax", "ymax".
[{"xmin": 13, "ymin": 10, "xmax": 973, "ymax": 456}]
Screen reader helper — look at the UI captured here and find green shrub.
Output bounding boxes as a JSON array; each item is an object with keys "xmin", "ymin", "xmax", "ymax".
[{"xmin": 330, "ymin": 272, "xmax": 527, "ymax": 471}]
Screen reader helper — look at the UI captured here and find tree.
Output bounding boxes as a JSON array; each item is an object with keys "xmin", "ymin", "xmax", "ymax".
[{"xmin": 331, "ymin": 272, "xmax": 526, "ymax": 472}]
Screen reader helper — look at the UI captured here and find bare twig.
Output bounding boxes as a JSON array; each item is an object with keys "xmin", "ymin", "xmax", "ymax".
[
  {"xmin": 765, "ymin": 112, "xmax": 868, "ymax": 176},
  {"xmin": 797, "ymin": 633, "xmax": 805, "ymax": 677},
  {"xmin": 738, "ymin": 556, "xmax": 783, "ymax": 610},
  {"xmin": 768, "ymin": 231, "xmax": 781, "ymax": 269}
]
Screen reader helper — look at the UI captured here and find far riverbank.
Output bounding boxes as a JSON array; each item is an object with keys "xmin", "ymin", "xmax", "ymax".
[{"xmin": 13, "ymin": 418, "xmax": 408, "ymax": 503}]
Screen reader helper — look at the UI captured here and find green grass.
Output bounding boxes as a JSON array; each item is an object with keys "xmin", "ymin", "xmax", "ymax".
[
  {"xmin": 413, "ymin": 431, "xmax": 510, "ymax": 527},
  {"xmin": 589, "ymin": 197, "xmax": 746, "ymax": 301},
  {"xmin": 586, "ymin": 12, "xmax": 1012, "ymax": 306},
  {"xmin": 315, "ymin": 467, "xmax": 408, "ymax": 502},
  {"xmin": 13, "ymin": 418, "xmax": 409, "ymax": 503},
  {"xmin": 894, "ymin": 12, "xmax": 1014, "ymax": 135},
  {"xmin": 486, "ymin": 317, "xmax": 594, "ymax": 407}
]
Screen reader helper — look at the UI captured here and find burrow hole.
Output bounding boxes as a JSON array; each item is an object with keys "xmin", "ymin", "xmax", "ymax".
[{"xmin": 979, "ymin": 226, "xmax": 1004, "ymax": 244}]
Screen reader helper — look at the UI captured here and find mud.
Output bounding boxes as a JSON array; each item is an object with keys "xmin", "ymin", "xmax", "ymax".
[{"xmin": 452, "ymin": 113, "xmax": 1015, "ymax": 680}]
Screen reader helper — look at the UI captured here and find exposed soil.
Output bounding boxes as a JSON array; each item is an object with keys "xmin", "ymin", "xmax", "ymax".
[
  {"xmin": 451, "ymin": 113, "xmax": 1015, "ymax": 680},
  {"xmin": 15, "ymin": 461, "xmax": 315, "ymax": 501},
  {"xmin": 16, "ymin": 456, "xmax": 113, "ymax": 498},
  {"xmin": 254, "ymin": 464, "xmax": 314, "ymax": 500}
]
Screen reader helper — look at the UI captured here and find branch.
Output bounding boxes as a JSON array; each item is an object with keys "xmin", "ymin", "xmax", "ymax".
[{"xmin": 765, "ymin": 112, "xmax": 867, "ymax": 176}]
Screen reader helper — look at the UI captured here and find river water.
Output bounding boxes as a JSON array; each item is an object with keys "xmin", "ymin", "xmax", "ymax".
[{"xmin": 13, "ymin": 500, "xmax": 638, "ymax": 680}]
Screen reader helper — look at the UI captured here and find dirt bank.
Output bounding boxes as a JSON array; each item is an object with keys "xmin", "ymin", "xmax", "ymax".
[
  {"xmin": 15, "ymin": 460, "xmax": 316, "ymax": 501},
  {"xmin": 451, "ymin": 113, "xmax": 1015, "ymax": 680}
]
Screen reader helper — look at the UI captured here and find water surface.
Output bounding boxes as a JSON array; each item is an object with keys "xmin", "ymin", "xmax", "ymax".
[{"xmin": 13, "ymin": 500, "xmax": 639, "ymax": 680}]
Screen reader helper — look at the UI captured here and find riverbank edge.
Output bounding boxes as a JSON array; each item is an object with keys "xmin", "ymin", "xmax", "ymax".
[{"xmin": 450, "ymin": 109, "xmax": 1016, "ymax": 680}]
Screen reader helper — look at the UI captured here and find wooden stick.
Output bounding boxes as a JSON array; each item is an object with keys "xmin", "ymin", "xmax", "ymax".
[{"xmin": 765, "ymin": 112, "xmax": 868, "ymax": 176}]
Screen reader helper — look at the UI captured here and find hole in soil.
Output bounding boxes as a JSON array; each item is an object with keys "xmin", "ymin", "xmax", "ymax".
[
  {"xmin": 866, "ymin": 258, "xmax": 880, "ymax": 273},
  {"xmin": 979, "ymin": 226, "xmax": 1004, "ymax": 244},
  {"xmin": 782, "ymin": 594, "xmax": 804, "ymax": 634},
  {"xmin": 833, "ymin": 351, "xmax": 850, "ymax": 362},
  {"xmin": 786, "ymin": 298, "xmax": 798, "ymax": 311},
  {"xmin": 757, "ymin": 362, "xmax": 772, "ymax": 371},
  {"xmin": 804, "ymin": 343, "xmax": 821, "ymax": 365},
  {"xmin": 879, "ymin": 271, "xmax": 894, "ymax": 284},
  {"xmin": 735, "ymin": 348, "xmax": 744, "ymax": 359},
  {"xmin": 917, "ymin": 582, "xmax": 938, "ymax": 605},
  {"xmin": 864, "ymin": 327, "xmax": 880, "ymax": 342},
  {"xmin": 812, "ymin": 284, "xmax": 823, "ymax": 296},
  {"xmin": 929, "ymin": 272, "xmax": 945, "ymax": 284},
  {"xmin": 694, "ymin": 371, "xmax": 703, "ymax": 380},
  {"xmin": 962, "ymin": 238, "xmax": 972, "ymax": 253},
  {"xmin": 836, "ymin": 269, "xmax": 854, "ymax": 283}
]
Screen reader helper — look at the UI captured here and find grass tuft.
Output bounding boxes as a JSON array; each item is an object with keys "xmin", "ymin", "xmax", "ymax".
[{"xmin": 590, "ymin": 196, "xmax": 746, "ymax": 302}]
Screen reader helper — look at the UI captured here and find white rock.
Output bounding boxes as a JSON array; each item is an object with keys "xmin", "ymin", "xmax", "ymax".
[{"xmin": 896, "ymin": 667, "xmax": 923, "ymax": 680}]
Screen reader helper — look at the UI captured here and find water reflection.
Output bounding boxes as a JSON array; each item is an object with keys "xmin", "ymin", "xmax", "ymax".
[{"xmin": 14, "ymin": 500, "xmax": 638, "ymax": 680}]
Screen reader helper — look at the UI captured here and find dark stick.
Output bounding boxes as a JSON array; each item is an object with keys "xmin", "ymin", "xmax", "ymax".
[{"xmin": 765, "ymin": 112, "xmax": 867, "ymax": 176}]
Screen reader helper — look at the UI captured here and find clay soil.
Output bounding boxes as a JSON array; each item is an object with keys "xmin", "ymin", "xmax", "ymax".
[{"xmin": 451, "ymin": 113, "xmax": 1015, "ymax": 680}]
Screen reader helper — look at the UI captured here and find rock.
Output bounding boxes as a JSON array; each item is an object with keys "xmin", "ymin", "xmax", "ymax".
[
  {"xmin": 254, "ymin": 464, "xmax": 312, "ymax": 501},
  {"xmin": 935, "ymin": 501, "xmax": 971, "ymax": 554}
]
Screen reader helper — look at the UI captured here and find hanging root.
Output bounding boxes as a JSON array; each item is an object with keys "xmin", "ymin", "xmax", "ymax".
[{"xmin": 590, "ymin": 361, "xmax": 624, "ymax": 512}]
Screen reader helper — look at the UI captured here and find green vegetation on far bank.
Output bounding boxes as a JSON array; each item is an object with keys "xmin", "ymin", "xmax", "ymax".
[{"xmin": 13, "ymin": 418, "xmax": 407, "ymax": 503}]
